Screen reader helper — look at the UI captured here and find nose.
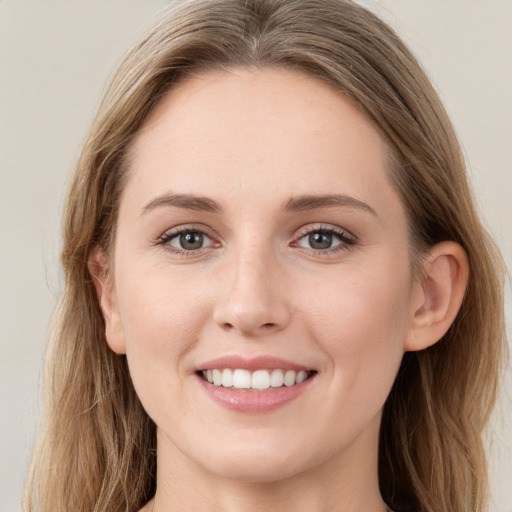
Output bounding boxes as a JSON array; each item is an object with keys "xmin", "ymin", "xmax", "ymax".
[{"xmin": 213, "ymin": 247, "xmax": 291, "ymax": 337}]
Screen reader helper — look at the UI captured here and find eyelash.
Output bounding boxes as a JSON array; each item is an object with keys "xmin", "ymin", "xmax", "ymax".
[
  {"xmin": 292, "ymin": 225, "xmax": 356, "ymax": 255},
  {"xmin": 156, "ymin": 225, "xmax": 217, "ymax": 257},
  {"xmin": 156, "ymin": 224, "xmax": 356, "ymax": 257}
]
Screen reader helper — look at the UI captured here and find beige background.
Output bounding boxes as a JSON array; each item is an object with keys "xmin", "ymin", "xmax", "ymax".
[{"xmin": 0, "ymin": 1, "xmax": 510, "ymax": 511}]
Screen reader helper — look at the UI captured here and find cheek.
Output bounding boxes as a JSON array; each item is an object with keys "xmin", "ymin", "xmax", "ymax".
[
  {"xmin": 297, "ymin": 258, "xmax": 411, "ymax": 389},
  {"xmin": 112, "ymin": 264, "xmax": 216, "ymax": 429},
  {"xmin": 114, "ymin": 262, "xmax": 212, "ymax": 380}
]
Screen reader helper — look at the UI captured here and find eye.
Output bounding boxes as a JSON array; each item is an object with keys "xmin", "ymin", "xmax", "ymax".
[
  {"xmin": 158, "ymin": 228, "xmax": 215, "ymax": 253},
  {"xmin": 300, "ymin": 231, "xmax": 340, "ymax": 250},
  {"xmin": 294, "ymin": 226, "xmax": 355, "ymax": 252}
]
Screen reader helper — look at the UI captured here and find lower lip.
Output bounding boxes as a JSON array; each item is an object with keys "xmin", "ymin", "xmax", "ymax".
[{"xmin": 197, "ymin": 374, "xmax": 316, "ymax": 413}]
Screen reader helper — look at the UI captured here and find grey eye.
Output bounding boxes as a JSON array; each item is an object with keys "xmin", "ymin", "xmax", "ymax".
[
  {"xmin": 296, "ymin": 230, "xmax": 343, "ymax": 250},
  {"xmin": 308, "ymin": 232, "xmax": 334, "ymax": 250},
  {"xmin": 169, "ymin": 231, "xmax": 213, "ymax": 250}
]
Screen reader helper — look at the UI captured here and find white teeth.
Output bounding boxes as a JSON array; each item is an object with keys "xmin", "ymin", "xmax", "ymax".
[
  {"xmin": 201, "ymin": 368, "xmax": 312, "ymax": 389},
  {"xmin": 221, "ymin": 368, "xmax": 233, "ymax": 387},
  {"xmin": 283, "ymin": 370, "xmax": 296, "ymax": 387},
  {"xmin": 270, "ymin": 369, "xmax": 284, "ymax": 387},
  {"xmin": 232, "ymin": 369, "xmax": 251, "ymax": 389},
  {"xmin": 296, "ymin": 370, "xmax": 308, "ymax": 384},
  {"xmin": 251, "ymin": 370, "xmax": 271, "ymax": 390},
  {"xmin": 213, "ymin": 369, "xmax": 222, "ymax": 386}
]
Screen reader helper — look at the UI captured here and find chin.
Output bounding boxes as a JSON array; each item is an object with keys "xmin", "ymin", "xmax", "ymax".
[
  {"xmin": 191, "ymin": 436, "xmax": 321, "ymax": 483},
  {"xmin": 204, "ymin": 455, "xmax": 309, "ymax": 484}
]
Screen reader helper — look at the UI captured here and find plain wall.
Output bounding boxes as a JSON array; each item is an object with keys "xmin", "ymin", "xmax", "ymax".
[{"xmin": 0, "ymin": 1, "xmax": 510, "ymax": 511}]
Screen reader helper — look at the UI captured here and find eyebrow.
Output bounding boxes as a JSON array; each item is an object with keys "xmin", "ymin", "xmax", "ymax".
[
  {"xmin": 142, "ymin": 193, "xmax": 221, "ymax": 214},
  {"xmin": 283, "ymin": 194, "xmax": 378, "ymax": 216},
  {"xmin": 141, "ymin": 192, "xmax": 377, "ymax": 217}
]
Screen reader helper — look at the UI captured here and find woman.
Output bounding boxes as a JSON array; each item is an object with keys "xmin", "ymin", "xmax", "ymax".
[{"xmin": 23, "ymin": 1, "xmax": 507, "ymax": 511}]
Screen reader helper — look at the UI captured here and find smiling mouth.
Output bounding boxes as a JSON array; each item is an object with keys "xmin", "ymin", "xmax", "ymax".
[{"xmin": 198, "ymin": 368, "xmax": 317, "ymax": 390}]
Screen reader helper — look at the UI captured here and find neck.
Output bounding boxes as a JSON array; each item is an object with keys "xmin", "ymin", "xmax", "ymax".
[{"xmin": 150, "ymin": 419, "xmax": 388, "ymax": 512}]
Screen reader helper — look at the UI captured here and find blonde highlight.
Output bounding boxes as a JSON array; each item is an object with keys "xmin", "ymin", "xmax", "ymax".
[{"xmin": 24, "ymin": 1, "xmax": 507, "ymax": 511}]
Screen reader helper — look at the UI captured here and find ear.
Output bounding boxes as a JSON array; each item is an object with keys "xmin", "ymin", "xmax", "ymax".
[
  {"xmin": 88, "ymin": 247, "xmax": 126, "ymax": 354},
  {"xmin": 404, "ymin": 241, "xmax": 469, "ymax": 352}
]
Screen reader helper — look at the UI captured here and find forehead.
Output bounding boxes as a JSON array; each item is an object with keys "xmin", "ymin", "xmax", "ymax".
[
  {"xmin": 124, "ymin": 67, "xmax": 398, "ymax": 218},
  {"xmin": 132, "ymin": 66, "xmax": 386, "ymax": 155}
]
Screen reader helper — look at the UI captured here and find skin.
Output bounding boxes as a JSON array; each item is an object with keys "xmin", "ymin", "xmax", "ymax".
[{"xmin": 93, "ymin": 67, "xmax": 468, "ymax": 512}]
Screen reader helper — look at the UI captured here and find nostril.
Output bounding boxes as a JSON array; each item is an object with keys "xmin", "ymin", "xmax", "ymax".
[{"xmin": 220, "ymin": 321, "xmax": 277, "ymax": 334}]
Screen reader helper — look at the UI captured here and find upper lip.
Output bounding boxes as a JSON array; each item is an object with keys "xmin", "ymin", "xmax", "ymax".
[{"xmin": 197, "ymin": 355, "xmax": 313, "ymax": 372}]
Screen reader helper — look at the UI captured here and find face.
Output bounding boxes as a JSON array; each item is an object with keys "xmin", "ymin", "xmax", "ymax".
[{"xmin": 102, "ymin": 68, "xmax": 423, "ymax": 483}]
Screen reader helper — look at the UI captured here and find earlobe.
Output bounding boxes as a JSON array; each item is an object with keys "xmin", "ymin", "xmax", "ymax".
[
  {"xmin": 404, "ymin": 241, "xmax": 469, "ymax": 352},
  {"xmin": 88, "ymin": 247, "xmax": 127, "ymax": 355}
]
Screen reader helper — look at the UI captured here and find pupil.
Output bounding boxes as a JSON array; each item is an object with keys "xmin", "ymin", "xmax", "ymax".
[
  {"xmin": 180, "ymin": 232, "xmax": 203, "ymax": 250},
  {"xmin": 309, "ymin": 232, "xmax": 332, "ymax": 249}
]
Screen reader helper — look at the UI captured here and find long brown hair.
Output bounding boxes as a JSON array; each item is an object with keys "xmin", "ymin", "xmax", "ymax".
[{"xmin": 24, "ymin": 1, "xmax": 507, "ymax": 511}]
